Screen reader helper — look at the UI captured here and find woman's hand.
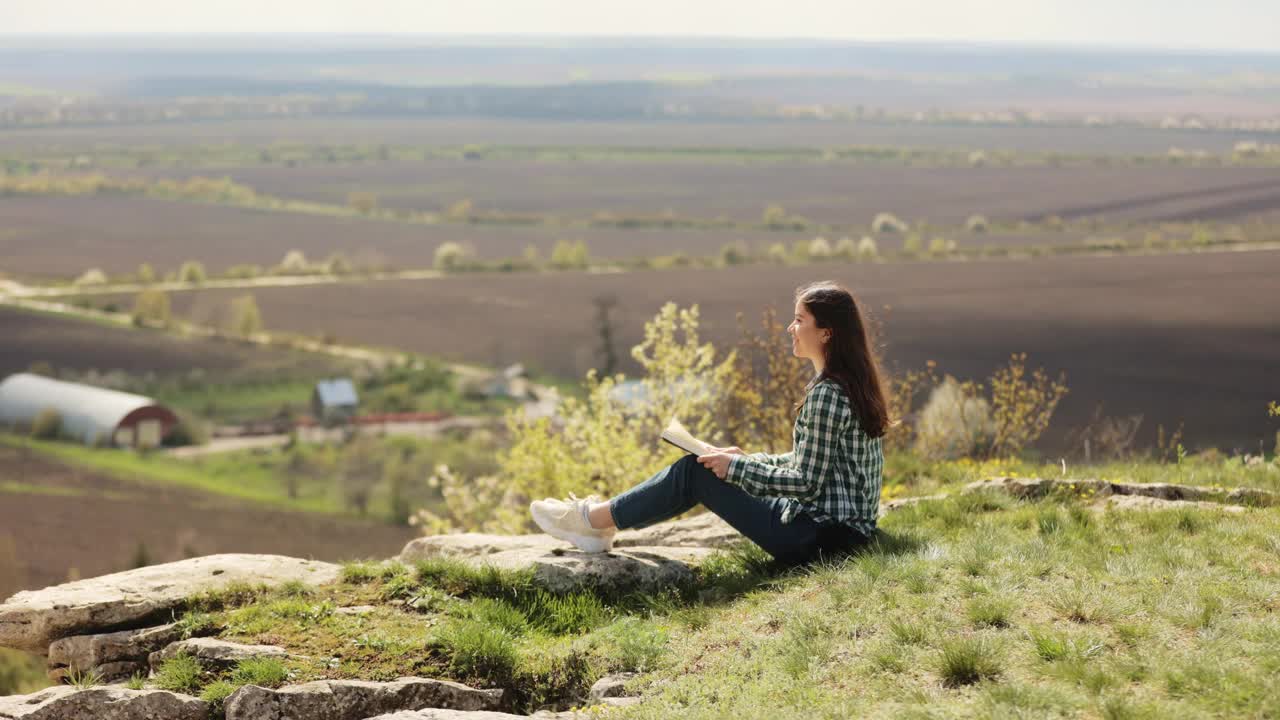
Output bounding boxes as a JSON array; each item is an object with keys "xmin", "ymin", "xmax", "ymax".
[{"xmin": 696, "ymin": 452, "xmax": 734, "ymax": 480}]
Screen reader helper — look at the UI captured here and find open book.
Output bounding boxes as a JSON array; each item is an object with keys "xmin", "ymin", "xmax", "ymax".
[{"xmin": 660, "ymin": 416, "xmax": 716, "ymax": 456}]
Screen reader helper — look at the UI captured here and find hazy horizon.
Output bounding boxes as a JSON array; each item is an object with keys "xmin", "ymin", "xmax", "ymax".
[{"xmin": 6, "ymin": 0, "xmax": 1280, "ymax": 55}]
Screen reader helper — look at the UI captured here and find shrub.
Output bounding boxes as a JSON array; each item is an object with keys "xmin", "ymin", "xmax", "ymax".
[
  {"xmin": 492, "ymin": 303, "xmax": 735, "ymax": 531},
  {"xmin": 966, "ymin": 214, "xmax": 990, "ymax": 233},
  {"xmin": 163, "ymin": 409, "xmax": 208, "ymax": 447},
  {"xmin": 808, "ymin": 236, "xmax": 832, "ymax": 258},
  {"xmin": 928, "ymin": 236, "xmax": 957, "ymax": 255},
  {"xmin": 226, "ymin": 295, "xmax": 263, "ymax": 338},
  {"xmin": 178, "ymin": 260, "xmax": 206, "ymax": 284},
  {"xmin": 136, "ymin": 263, "xmax": 156, "ymax": 284},
  {"xmin": 278, "ymin": 249, "xmax": 311, "ymax": 275},
  {"xmin": 857, "ymin": 235, "xmax": 879, "ymax": 260},
  {"xmin": 324, "ymin": 252, "xmax": 352, "ymax": 275},
  {"xmin": 29, "ymin": 408, "xmax": 62, "ymax": 440},
  {"xmin": 766, "ymin": 242, "xmax": 789, "ymax": 264},
  {"xmin": 434, "ymin": 242, "xmax": 470, "ymax": 272},
  {"xmin": 834, "ymin": 236, "xmax": 858, "ymax": 260},
  {"xmin": 872, "ymin": 212, "xmax": 909, "ymax": 234},
  {"xmin": 914, "ymin": 376, "xmax": 994, "ymax": 460},
  {"xmin": 74, "ymin": 268, "xmax": 107, "ymax": 286},
  {"xmin": 550, "ymin": 239, "xmax": 589, "ymax": 270},
  {"xmin": 987, "ymin": 352, "xmax": 1069, "ymax": 458},
  {"xmin": 131, "ymin": 288, "xmax": 171, "ymax": 328},
  {"xmin": 902, "ymin": 232, "xmax": 924, "ymax": 256},
  {"xmin": 719, "ymin": 240, "xmax": 750, "ymax": 266}
]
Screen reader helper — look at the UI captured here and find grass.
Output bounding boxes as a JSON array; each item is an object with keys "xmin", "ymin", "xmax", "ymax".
[{"xmin": 45, "ymin": 451, "xmax": 1270, "ymax": 717}]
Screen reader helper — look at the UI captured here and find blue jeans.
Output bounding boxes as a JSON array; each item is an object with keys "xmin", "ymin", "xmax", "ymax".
[{"xmin": 608, "ymin": 454, "xmax": 840, "ymax": 566}]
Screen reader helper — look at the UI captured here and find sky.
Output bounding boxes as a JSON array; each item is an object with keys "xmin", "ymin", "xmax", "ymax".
[{"xmin": 4, "ymin": 0, "xmax": 1279, "ymax": 54}]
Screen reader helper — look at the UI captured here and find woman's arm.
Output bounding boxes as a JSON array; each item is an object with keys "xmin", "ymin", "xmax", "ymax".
[{"xmin": 723, "ymin": 383, "xmax": 848, "ymax": 501}]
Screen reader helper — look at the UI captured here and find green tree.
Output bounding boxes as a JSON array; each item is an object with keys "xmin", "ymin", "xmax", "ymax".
[
  {"xmin": 131, "ymin": 288, "xmax": 171, "ymax": 328},
  {"xmin": 227, "ymin": 295, "xmax": 263, "ymax": 338},
  {"xmin": 178, "ymin": 260, "xmax": 206, "ymax": 284},
  {"xmin": 550, "ymin": 239, "xmax": 589, "ymax": 270}
]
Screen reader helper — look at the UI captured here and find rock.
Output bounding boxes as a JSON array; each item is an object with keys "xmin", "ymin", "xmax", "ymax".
[
  {"xmin": 0, "ymin": 685, "xmax": 207, "ymax": 720},
  {"xmin": 399, "ymin": 534, "xmax": 564, "ymax": 563},
  {"xmin": 47, "ymin": 623, "xmax": 181, "ymax": 682},
  {"xmin": 965, "ymin": 476, "xmax": 1273, "ymax": 509},
  {"xmin": 1102, "ymin": 495, "xmax": 1246, "ymax": 513},
  {"xmin": 368, "ymin": 707, "xmax": 527, "ymax": 712},
  {"xmin": 0, "ymin": 554, "xmax": 339, "ymax": 654},
  {"xmin": 148, "ymin": 637, "xmax": 288, "ymax": 671},
  {"xmin": 477, "ymin": 546, "xmax": 713, "ymax": 595},
  {"xmin": 222, "ymin": 677, "xmax": 503, "ymax": 720},
  {"xmin": 335, "ymin": 605, "xmax": 378, "ymax": 616},
  {"xmin": 964, "ymin": 477, "xmax": 1111, "ymax": 499},
  {"xmin": 398, "ymin": 513, "xmax": 742, "ymax": 566},
  {"xmin": 589, "ymin": 672, "xmax": 638, "ymax": 702}
]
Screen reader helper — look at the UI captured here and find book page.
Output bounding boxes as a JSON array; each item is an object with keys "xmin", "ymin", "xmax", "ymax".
[{"xmin": 660, "ymin": 416, "xmax": 715, "ymax": 456}]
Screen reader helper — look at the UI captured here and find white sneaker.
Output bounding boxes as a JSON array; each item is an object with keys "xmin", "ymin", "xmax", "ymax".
[{"xmin": 529, "ymin": 492, "xmax": 617, "ymax": 553}]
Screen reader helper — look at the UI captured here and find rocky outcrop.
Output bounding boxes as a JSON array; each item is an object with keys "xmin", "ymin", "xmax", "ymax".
[
  {"xmin": 46, "ymin": 623, "xmax": 181, "ymax": 683},
  {"xmin": 148, "ymin": 637, "xmax": 289, "ymax": 671},
  {"xmin": 0, "ymin": 685, "xmax": 207, "ymax": 720},
  {"xmin": 399, "ymin": 512, "xmax": 741, "ymax": 566},
  {"xmin": 588, "ymin": 672, "xmax": 638, "ymax": 702},
  {"xmin": 222, "ymin": 677, "xmax": 503, "ymax": 720},
  {"xmin": 964, "ymin": 477, "xmax": 1273, "ymax": 508},
  {"xmin": 372, "ymin": 703, "xmax": 639, "ymax": 720},
  {"xmin": 0, "ymin": 554, "xmax": 339, "ymax": 654},
  {"xmin": 479, "ymin": 546, "xmax": 713, "ymax": 595},
  {"xmin": 399, "ymin": 534, "xmax": 564, "ymax": 563},
  {"xmin": 1103, "ymin": 495, "xmax": 1245, "ymax": 513}
]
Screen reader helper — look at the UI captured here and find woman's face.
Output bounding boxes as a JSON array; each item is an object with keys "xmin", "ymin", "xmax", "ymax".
[{"xmin": 789, "ymin": 300, "xmax": 829, "ymax": 361}]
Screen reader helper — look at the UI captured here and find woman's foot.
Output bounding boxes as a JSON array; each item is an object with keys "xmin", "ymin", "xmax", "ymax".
[{"xmin": 529, "ymin": 493, "xmax": 617, "ymax": 553}]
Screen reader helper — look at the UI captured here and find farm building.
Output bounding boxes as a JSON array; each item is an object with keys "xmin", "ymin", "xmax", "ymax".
[
  {"xmin": 0, "ymin": 372, "xmax": 178, "ymax": 448},
  {"xmin": 312, "ymin": 378, "xmax": 359, "ymax": 425}
]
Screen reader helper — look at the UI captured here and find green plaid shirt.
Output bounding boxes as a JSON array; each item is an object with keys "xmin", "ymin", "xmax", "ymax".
[{"xmin": 725, "ymin": 376, "xmax": 883, "ymax": 536}]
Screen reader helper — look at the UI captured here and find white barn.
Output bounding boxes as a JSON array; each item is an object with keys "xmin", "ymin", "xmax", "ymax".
[{"xmin": 0, "ymin": 373, "xmax": 178, "ymax": 448}]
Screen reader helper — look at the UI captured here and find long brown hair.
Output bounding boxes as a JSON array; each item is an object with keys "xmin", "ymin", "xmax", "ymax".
[{"xmin": 792, "ymin": 281, "xmax": 890, "ymax": 438}]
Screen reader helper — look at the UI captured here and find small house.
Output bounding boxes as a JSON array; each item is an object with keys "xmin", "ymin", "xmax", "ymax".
[{"xmin": 312, "ymin": 378, "xmax": 359, "ymax": 426}]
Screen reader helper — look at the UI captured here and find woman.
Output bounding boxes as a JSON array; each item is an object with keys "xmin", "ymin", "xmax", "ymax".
[{"xmin": 530, "ymin": 280, "xmax": 888, "ymax": 567}]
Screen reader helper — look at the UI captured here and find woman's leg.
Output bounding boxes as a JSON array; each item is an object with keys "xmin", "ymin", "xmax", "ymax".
[{"xmin": 602, "ymin": 454, "xmax": 823, "ymax": 564}]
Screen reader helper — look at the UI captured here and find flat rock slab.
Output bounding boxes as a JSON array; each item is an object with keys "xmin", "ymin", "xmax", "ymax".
[
  {"xmin": 0, "ymin": 554, "xmax": 339, "ymax": 654},
  {"xmin": 374, "ymin": 704, "xmax": 639, "ymax": 720},
  {"xmin": 223, "ymin": 677, "xmax": 503, "ymax": 720},
  {"xmin": 478, "ymin": 546, "xmax": 713, "ymax": 595},
  {"xmin": 1102, "ymin": 495, "xmax": 1246, "ymax": 513},
  {"xmin": 0, "ymin": 686, "xmax": 207, "ymax": 720},
  {"xmin": 399, "ymin": 534, "xmax": 564, "ymax": 563},
  {"xmin": 47, "ymin": 623, "xmax": 182, "ymax": 682},
  {"xmin": 399, "ymin": 512, "xmax": 742, "ymax": 565},
  {"xmin": 965, "ymin": 477, "xmax": 1274, "ymax": 507},
  {"xmin": 149, "ymin": 637, "xmax": 289, "ymax": 670}
]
